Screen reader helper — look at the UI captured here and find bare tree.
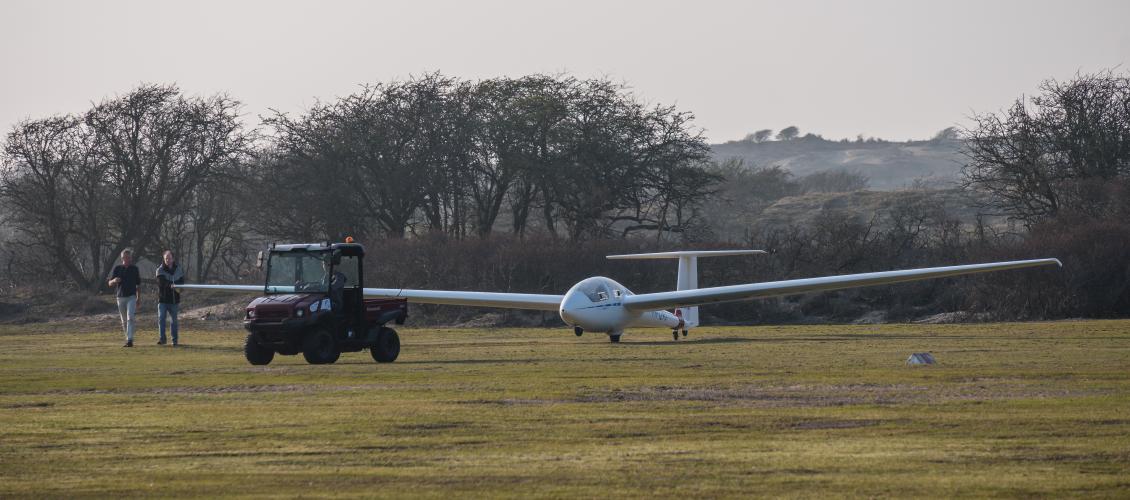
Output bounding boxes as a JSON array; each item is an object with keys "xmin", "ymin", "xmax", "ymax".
[
  {"xmin": 0, "ymin": 116, "xmax": 105, "ymax": 288},
  {"xmin": 615, "ymin": 105, "xmax": 716, "ymax": 239},
  {"xmin": 962, "ymin": 71, "xmax": 1130, "ymax": 224},
  {"xmin": 505, "ymin": 75, "xmax": 574, "ymax": 237},
  {"xmin": 266, "ymin": 75, "xmax": 454, "ymax": 239},
  {"xmin": 187, "ymin": 163, "xmax": 249, "ymax": 282},
  {"xmin": 83, "ymin": 84, "xmax": 250, "ymax": 287},
  {"xmin": 457, "ymin": 78, "xmax": 527, "ymax": 237}
]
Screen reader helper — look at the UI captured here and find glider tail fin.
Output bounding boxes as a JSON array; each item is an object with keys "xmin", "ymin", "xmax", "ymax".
[{"xmin": 606, "ymin": 250, "xmax": 767, "ymax": 328}]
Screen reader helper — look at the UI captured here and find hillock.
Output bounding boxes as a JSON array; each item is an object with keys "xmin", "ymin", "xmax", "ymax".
[{"xmin": 711, "ymin": 135, "xmax": 964, "ymax": 189}]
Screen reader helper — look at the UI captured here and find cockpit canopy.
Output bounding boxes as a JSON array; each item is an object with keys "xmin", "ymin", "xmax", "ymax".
[{"xmin": 572, "ymin": 277, "xmax": 627, "ymax": 303}]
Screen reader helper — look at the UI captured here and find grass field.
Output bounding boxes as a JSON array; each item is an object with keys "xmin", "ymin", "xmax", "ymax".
[{"xmin": 1, "ymin": 320, "xmax": 1128, "ymax": 498}]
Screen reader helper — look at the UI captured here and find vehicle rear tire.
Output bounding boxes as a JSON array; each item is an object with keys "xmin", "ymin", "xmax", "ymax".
[
  {"xmin": 370, "ymin": 327, "xmax": 400, "ymax": 363},
  {"xmin": 609, "ymin": 334, "xmax": 621, "ymax": 343},
  {"xmin": 302, "ymin": 329, "xmax": 340, "ymax": 364},
  {"xmin": 244, "ymin": 334, "xmax": 274, "ymax": 365}
]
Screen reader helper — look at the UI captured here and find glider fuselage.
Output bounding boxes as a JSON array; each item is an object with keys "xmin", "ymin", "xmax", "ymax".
[{"xmin": 559, "ymin": 276, "xmax": 683, "ymax": 334}]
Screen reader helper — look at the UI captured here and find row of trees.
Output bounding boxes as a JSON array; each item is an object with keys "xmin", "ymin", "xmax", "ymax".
[
  {"xmin": 1, "ymin": 74, "xmax": 718, "ymax": 290},
  {"xmin": 257, "ymin": 74, "xmax": 715, "ymax": 242}
]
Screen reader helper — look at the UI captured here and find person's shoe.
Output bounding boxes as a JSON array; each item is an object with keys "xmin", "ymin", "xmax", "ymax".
[
  {"xmin": 172, "ymin": 342, "xmax": 179, "ymax": 347},
  {"xmin": 124, "ymin": 341, "xmax": 133, "ymax": 348},
  {"xmin": 157, "ymin": 339, "xmax": 166, "ymax": 345}
]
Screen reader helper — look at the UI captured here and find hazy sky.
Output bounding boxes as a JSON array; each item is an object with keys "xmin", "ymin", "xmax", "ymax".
[{"xmin": 2, "ymin": 0, "xmax": 1127, "ymax": 142}]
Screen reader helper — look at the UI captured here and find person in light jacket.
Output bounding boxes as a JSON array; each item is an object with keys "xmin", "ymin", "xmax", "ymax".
[{"xmin": 155, "ymin": 250, "xmax": 185, "ymax": 346}]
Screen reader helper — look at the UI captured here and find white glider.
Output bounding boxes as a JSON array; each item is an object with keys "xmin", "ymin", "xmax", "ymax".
[{"xmin": 178, "ymin": 248, "xmax": 1061, "ymax": 342}]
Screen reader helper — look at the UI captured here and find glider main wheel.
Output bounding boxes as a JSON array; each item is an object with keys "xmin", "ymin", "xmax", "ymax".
[
  {"xmin": 609, "ymin": 334, "xmax": 621, "ymax": 343},
  {"xmin": 302, "ymin": 328, "xmax": 340, "ymax": 364},
  {"xmin": 244, "ymin": 333, "xmax": 274, "ymax": 365},
  {"xmin": 370, "ymin": 327, "xmax": 400, "ymax": 363}
]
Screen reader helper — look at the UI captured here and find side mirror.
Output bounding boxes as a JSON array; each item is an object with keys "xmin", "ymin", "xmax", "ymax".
[{"xmin": 256, "ymin": 251, "xmax": 265, "ymax": 269}]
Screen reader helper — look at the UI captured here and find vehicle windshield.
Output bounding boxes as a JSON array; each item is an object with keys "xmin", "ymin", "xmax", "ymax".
[{"xmin": 266, "ymin": 251, "xmax": 330, "ymax": 293}]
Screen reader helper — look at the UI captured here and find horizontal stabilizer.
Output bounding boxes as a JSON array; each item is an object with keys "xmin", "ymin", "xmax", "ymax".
[{"xmin": 606, "ymin": 250, "xmax": 766, "ymax": 260}]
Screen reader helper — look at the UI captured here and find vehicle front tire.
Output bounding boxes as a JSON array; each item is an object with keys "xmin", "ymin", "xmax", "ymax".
[
  {"xmin": 370, "ymin": 327, "xmax": 400, "ymax": 363},
  {"xmin": 609, "ymin": 334, "xmax": 621, "ymax": 343},
  {"xmin": 302, "ymin": 329, "xmax": 340, "ymax": 364},
  {"xmin": 244, "ymin": 333, "xmax": 274, "ymax": 365}
]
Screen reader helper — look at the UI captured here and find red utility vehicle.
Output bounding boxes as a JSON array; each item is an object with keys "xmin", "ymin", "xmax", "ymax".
[{"xmin": 242, "ymin": 242, "xmax": 406, "ymax": 365}]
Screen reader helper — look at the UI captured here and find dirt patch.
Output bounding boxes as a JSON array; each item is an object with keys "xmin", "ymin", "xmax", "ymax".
[
  {"xmin": 3, "ymin": 401, "xmax": 54, "ymax": 409},
  {"xmin": 457, "ymin": 398, "xmax": 558, "ymax": 406},
  {"xmin": 181, "ymin": 297, "xmax": 253, "ymax": 321},
  {"xmin": 0, "ymin": 289, "xmax": 119, "ymax": 325},
  {"xmin": 914, "ymin": 311, "xmax": 993, "ymax": 324},
  {"xmin": 42, "ymin": 383, "xmax": 402, "ymax": 396},
  {"xmin": 573, "ymin": 382, "xmax": 1108, "ymax": 408},
  {"xmin": 574, "ymin": 383, "xmax": 921, "ymax": 407},
  {"xmin": 783, "ymin": 418, "xmax": 885, "ymax": 430},
  {"xmin": 395, "ymin": 422, "xmax": 467, "ymax": 432}
]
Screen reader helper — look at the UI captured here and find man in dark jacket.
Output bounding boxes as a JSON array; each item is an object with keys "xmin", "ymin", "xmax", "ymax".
[
  {"xmin": 108, "ymin": 249, "xmax": 141, "ymax": 347},
  {"xmin": 155, "ymin": 250, "xmax": 185, "ymax": 346}
]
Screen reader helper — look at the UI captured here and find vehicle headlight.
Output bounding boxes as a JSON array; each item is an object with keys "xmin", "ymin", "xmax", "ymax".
[
  {"xmin": 310, "ymin": 302, "xmax": 319, "ymax": 312},
  {"xmin": 246, "ymin": 309, "xmax": 256, "ymax": 319},
  {"xmin": 296, "ymin": 309, "xmax": 305, "ymax": 318}
]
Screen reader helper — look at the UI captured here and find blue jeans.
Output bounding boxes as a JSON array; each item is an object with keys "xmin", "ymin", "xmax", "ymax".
[
  {"xmin": 158, "ymin": 303, "xmax": 179, "ymax": 344},
  {"xmin": 116, "ymin": 297, "xmax": 136, "ymax": 342}
]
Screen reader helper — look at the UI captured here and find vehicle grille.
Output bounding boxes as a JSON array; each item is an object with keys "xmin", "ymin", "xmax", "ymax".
[{"xmin": 256, "ymin": 308, "xmax": 291, "ymax": 321}]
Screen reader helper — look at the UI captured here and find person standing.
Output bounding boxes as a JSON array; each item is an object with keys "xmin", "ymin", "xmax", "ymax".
[
  {"xmin": 108, "ymin": 249, "xmax": 141, "ymax": 347},
  {"xmin": 155, "ymin": 250, "xmax": 185, "ymax": 346}
]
